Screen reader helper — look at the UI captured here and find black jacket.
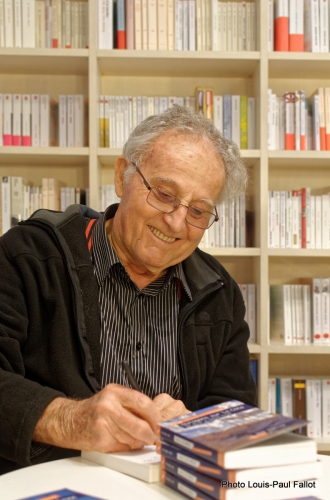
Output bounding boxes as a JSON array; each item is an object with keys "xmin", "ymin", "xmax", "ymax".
[{"xmin": 0, "ymin": 205, "xmax": 256, "ymax": 474}]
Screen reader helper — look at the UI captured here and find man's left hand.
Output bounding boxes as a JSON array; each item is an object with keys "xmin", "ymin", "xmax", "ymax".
[{"xmin": 153, "ymin": 393, "xmax": 190, "ymax": 421}]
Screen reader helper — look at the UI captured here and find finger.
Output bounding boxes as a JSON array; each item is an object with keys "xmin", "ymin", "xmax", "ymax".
[
  {"xmin": 109, "ymin": 403, "xmax": 159, "ymax": 445},
  {"xmin": 159, "ymin": 400, "xmax": 191, "ymax": 421},
  {"xmin": 153, "ymin": 393, "xmax": 174, "ymax": 411},
  {"xmin": 105, "ymin": 384, "xmax": 163, "ymax": 431}
]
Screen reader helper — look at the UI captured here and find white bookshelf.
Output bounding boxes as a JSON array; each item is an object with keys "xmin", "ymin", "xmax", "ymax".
[{"xmin": 1, "ymin": 0, "xmax": 330, "ymax": 451}]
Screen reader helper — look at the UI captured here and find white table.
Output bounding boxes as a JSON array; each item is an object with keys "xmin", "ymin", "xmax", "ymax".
[{"xmin": 0, "ymin": 455, "xmax": 330, "ymax": 500}]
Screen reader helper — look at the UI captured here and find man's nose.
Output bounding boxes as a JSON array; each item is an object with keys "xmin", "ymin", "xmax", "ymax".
[{"xmin": 163, "ymin": 205, "xmax": 188, "ymax": 232}]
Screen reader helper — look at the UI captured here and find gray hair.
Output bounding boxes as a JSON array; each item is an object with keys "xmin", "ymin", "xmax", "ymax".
[{"xmin": 122, "ymin": 105, "xmax": 248, "ymax": 203}]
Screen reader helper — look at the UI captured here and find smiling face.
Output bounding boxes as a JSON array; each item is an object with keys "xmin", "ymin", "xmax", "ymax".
[{"xmin": 110, "ymin": 132, "xmax": 226, "ymax": 287}]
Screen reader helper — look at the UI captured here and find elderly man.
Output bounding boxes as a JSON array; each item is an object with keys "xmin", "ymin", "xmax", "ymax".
[{"xmin": 0, "ymin": 105, "xmax": 256, "ymax": 474}]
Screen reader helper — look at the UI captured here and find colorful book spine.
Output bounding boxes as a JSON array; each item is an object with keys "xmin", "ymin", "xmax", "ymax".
[
  {"xmin": 274, "ymin": 0, "xmax": 289, "ymax": 51},
  {"xmin": 117, "ymin": 0, "xmax": 126, "ymax": 48}
]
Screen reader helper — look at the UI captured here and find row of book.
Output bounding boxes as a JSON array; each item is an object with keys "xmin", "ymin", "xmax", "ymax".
[
  {"xmin": 268, "ymin": 377, "xmax": 330, "ymax": 438},
  {"xmin": 0, "ymin": 0, "xmax": 89, "ymax": 49},
  {"xmin": 157, "ymin": 400, "xmax": 322, "ymax": 500},
  {"xmin": 197, "ymin": 194, "xmax": 253, "ymax": 250},
  {"xmin": 98, "ymin": 0, "xmax": 257, "ymax": 51},
  {"xmin": 268, "ymin": 0, "xmax": 330, "ymax": 52},
  {"xmin": 98, "ymin": 93, "xmax": 256, "ymax": 149},
  {"xmin": 0, "ymin": 93, "xmax": 88, "ymax": 147},
  {"xmin": 268, "ymin": 188, "xmax": 330, "ymax": 250},
  {"xmin": 268, "ymin": 88, "xmax": 330, "ymax": 151},
  {"xmin": 270, "ymin": 279, "xmax": 330, "ymax": 346},
  {"xmin": 0, "ymin": 176, "xmax": 88, "ymax": 235}
]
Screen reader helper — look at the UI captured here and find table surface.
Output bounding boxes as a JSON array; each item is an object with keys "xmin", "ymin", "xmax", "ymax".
[{"xmin": 0, "ymin": 454, "xmax": 330, "ymax": 500}]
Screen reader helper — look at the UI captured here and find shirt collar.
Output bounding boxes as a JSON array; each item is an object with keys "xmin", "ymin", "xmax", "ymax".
[{"xmin": 92, "ymin": 204, "xmax": 192, "ymax": 301}]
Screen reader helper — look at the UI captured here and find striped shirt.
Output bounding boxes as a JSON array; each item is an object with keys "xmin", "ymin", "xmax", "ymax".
[{"xmin": 92, "ymin": 205, "xmax": 192, "ymax": 399}]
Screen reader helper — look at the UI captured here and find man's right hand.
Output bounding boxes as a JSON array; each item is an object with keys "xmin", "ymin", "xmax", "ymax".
[{"xmin": 32, "ymin": 384, "xmax": 163, "ymax": 452}]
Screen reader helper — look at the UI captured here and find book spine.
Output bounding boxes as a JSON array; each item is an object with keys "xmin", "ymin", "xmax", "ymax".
[
  {"xmin": 0, "ymin": 0, "xmax": 5, "ymax": 48},
  {"xmin": 59, "ymin": 95, "xmax": 67, "ymax": 147},
  {"xmin": 22, "ymin": 0, "xmax": 36, "ymax": 48},
  {"xmin": 67, "ymin": 95, "xmax": 74, "ymax": 147},
  {"xmin": 304, "ymin": 0, "xmax": 320, "ymax": 51},
  {"xmin": 134, "ymin": 0, "xmax": 142, "ymax": 49},
  {"xmin": 321, "ymin": 277, "xmax": 330, "ymax": 343},
  {"xmin": 247, "ymin": 97, "xmax": 256, "ymax": 149},
  {"xmin": 160, "ymin": 470, "xmax": 214, "ymax": 500},
  {"xmin": 231, "ymin": 95, "xmax": 240, "ymax": 147},
  {"xmin": 1, "ymin": 177, "xmax": 11, "ymax": 234},
  {"xmin": 65, "ymin": 0, "xmax": 71, "ymax": 48},
  {"xmin": 40, "ymin": 95, "xmax": 50, "ymax": 147},
  {"xmin": 147, "ymin": 0, "xmax": 157, "ymax": 49},
  {"xmin": 312, "ymin": 277, "xmax": 322, "ymax": 343},
  {"xmin": 142, "ymin": 0, "xmax": 148, "ymax": 49},
  {"xmin": 52, "ymin": 0, "xmax": 58, "ymax": 47},
  {"xmin": 319, "ymin": 87, "xmax": 326, "ymax": 150},
  {"xmin": 322, "ymin": 379, "xmax": 330, "ymax": 437},
  {"xmin": 274, "ymin": 0, "xmax": 289, "ymax": 51},
  {"xmin": 168, "ymin": 0, "xmax": 174, "ymax": 49},
  {"xmin": 14, "ymin": 0, "xmax": 22, "ymax": 48},
  {"xmin": 240, "ymin": 95, "xmax": 248, "ymax": 149},
  {"xmin": 247, "ymin": 284, "xmax": 256, "ymax": 343},
  {"xmin": 12, "ymin": 94, "xmax": 22, "ymax": 146},
  {"xmin": 302, "ymin": 284, "xmax": 311, "ymax": 343},
  {"xmin": 126, "ymin": 0, "xmax": 134, "ymax": 48},
  {"xmin": 22, "ymin": 94, "xmax": 31, "ymax": 146},
  {"xmin": 182, "ymin": 0, "xmax": 188, "ymax": 51},
  {"xmin": 3, "ymin": 94, "xmax": 13, "ymax": 146},
  {"xmin": 74, "ymin": 95, "xmax": 84, "ymax": 147},
  {"xmin": 116, "ymin": 0, "xmax": 126, "ymax": 48},
  {"xmin": 267, "ymin": 0, "xmax": 274, "ymax": 52},
  {"xmin": 289, "ymin": 0, "xmax": 304, "ymax": 51},
  {"xmin": 319, "ymin": 0, "xmax": 329, "ymax": 52},
  {"xmin": 188, "ymin": 0, "xmax": 195, "ymax": 51},
  {"xmin": 292, "ymin": 379, "xmax": 307, "ymax": 435},
  {"xmin": 284, "ymin": 91, "xmax": 295, "ymax": 150},
  {"xmin": 283, "ymin": 284, "xmax": 293, "ymax": 343},
  {"xmin": 158, "ymin": 0, "xmax": 167, "ymax": 50},
  {"xmin": 161, "ymin": 458, "xmax": 222, "ymax": 498},
  {"xmin": 325, "ymin": 87, "xmax": 330, "ymax": 150},
  {"xmin": 31, "ymin": 94, "xmax": 40, "ymax": 147},
  {"xmin": 4, "ymin": 0, "xmax": 14, "ymax": 47},
  {"xmin": 321, "ymin": 193, "xmax": 329, "ymax": 249}
]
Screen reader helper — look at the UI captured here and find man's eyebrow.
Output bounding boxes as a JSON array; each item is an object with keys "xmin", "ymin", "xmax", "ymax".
[{"xmin": 151, "ymin": 176, "xmax": 216, "ymax": 208}]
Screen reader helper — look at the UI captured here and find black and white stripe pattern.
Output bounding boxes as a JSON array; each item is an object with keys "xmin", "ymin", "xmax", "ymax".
[{"xmin": 92, "ymin": 205, "xmax": 192, "ymax": 399}]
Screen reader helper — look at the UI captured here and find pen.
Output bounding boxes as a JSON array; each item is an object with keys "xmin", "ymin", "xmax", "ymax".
[{"xmin": 122, "ymin": 360, "xmax": 142, "ymax": 392}]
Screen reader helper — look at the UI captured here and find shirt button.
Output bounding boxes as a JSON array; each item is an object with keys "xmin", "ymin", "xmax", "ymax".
[{"xmin": 136, "ymin": 342, "xmax": 142, "ymax": 351}]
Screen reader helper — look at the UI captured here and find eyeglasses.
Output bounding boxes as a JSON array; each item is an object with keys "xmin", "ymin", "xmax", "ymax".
[{"xmin": 132, "ymin": 162, "xmax": 219, "ymax": 230}]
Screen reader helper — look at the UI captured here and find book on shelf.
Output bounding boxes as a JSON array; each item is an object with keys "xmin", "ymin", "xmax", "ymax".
[
  {"xmin": 269, "ymin": 376, "xmax": 329, "ymax": 438},
  {"xmin": 82, "ymin": 444, "xmax": 160, "ymax": 483},
  {"xmin": 289, "ymin": 0, "xmax": 304, "ymax": 51},
  {"xmin": 1, "ymin": 0, "xmax": 88, "ymax": 49},
  {"xmin": 19, "ymin": 489, "xmax": 108, "ymax": 500},
  {"xmin": 274, "ymin": 0, "xmax": 289, "ymax": 51}
]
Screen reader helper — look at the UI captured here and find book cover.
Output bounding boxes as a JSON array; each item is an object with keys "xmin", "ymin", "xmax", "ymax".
[
  {"xmin": 82, "ymin": 445, "xmax": 160, "ymax": 483},
  {"xmin": 157, "ymin": 400, "xmax": 308, "ymax": 467},
  {"xmin": 18, "ymin": 489, "xmax": 107, "ymax": 500}
]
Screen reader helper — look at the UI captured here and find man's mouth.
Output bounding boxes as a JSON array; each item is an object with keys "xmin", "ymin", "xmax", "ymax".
[{"xmin": 149, "ymin": 226, "xmax": 176, "ymax": 243}]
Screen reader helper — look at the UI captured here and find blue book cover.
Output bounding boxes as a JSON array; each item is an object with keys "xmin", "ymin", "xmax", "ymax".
[
  {"xmin": 249, "ymin": 359, "xmax": 258, "ymax": 386},
  {"xmin": 157, "ymin": 400, "xmax": 307, "ymax": 466},
  {"xmin": 161, "ymin": 470, "xmax": 213, "ymax": 500},
  {"xmin": 223, "ymin": 95, "xmax": 232, "ymax": 141},
  {"xmin": 19, "ymin": 489, "xmax": 106, "ymax": 500},
  {"xmin": 159, "ymin": 441, "xmax": 229, "ymax": 481}
]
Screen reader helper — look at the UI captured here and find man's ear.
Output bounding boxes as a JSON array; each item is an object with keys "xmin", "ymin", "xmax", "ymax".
[{"xmin": 114, "ymin": 156, "xmax": 129, "ymax": 198}]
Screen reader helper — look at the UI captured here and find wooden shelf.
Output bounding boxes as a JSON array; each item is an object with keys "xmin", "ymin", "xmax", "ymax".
[
  {"xmin": 97, "ymin": 50, "xmax": 260, "ymax": 77},
  {"xmin": 0, "ymin": 49, "xmax": 89, "ymax": 75},
  {"xmin": 268, "ymin": 249, "xmax": 330, "ymax": 257},
  {"xmin": 268, "ymin": 343, "xmax": 330, "ymax": 355},
  {"xmin": 204, "ymin": 247, "xmax": 261, "ymax": 257},
  {"xmin": 269, "ymin": 52, "xmax": 330, "ymax": 79},
  {"xmin": 268, "ymin": 151, "xmax": 330, "ymax": 168},
  {"xmin": 0, "ymin": 147, "xmax": 89, "ymax": 165}
]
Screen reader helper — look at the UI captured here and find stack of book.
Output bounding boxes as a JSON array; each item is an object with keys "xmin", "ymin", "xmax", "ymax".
[{"xmin": 157, "ymin": 400, "xmax": 323, "ymax": 500}]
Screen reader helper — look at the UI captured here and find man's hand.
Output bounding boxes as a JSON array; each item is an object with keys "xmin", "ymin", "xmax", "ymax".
[
  {"xmin": 153, "ymin": 393, "xmax": 190, "ymax": 421},
  {"xmin": 33, "ymin": 384, "xmax": 163, "ymax": 453}
]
